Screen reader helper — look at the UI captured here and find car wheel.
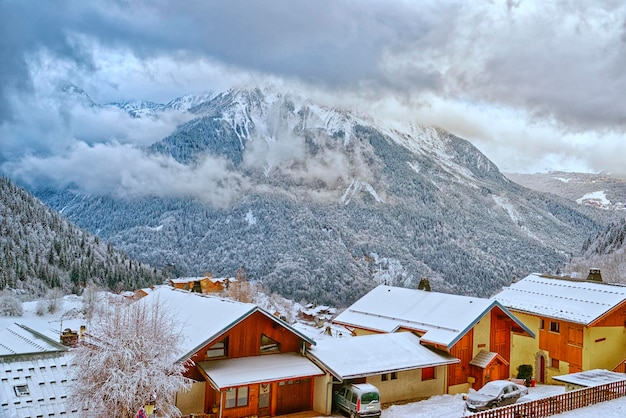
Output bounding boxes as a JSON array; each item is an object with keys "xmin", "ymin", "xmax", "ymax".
[
  {"xmin": 490, "ymin": 402, "xmax": 498, "ymax": 409},
  {"xmin": 349, "ymin": 412, "xmax": 356, "ymax": 418}
]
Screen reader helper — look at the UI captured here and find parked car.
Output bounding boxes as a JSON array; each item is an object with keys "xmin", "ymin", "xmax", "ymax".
[
  {"xmin": 334, "ymin": 383, "xmax": 381, "ymax": 418},
  {"xmin": 465, "ymin": 380, "xmax": 529, "ymax": 412}
]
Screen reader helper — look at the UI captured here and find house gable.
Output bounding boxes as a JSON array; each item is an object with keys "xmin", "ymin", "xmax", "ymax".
[{"xmin": 188, "ymin": 310, "xmax": 309, "ymax": 366}]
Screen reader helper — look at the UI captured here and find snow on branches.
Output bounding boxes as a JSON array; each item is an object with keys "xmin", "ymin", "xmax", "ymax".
[{"xmin": 69, "ymin": 294, "xmax": 191, "ymax": 418}]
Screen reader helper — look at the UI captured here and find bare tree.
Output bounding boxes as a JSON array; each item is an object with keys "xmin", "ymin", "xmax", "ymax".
[{"xmin": 69, "ymin": 294, "xmax": 191, "ymax": 417}]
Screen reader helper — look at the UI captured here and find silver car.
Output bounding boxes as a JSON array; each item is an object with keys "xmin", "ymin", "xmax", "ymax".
[
  {"xmin": 334, "ymin": 383, "xmax": 381, "ymax": 418},
  {"xmin": 465, "ymin": 380, "xmax": 529, "ymax": 412}
]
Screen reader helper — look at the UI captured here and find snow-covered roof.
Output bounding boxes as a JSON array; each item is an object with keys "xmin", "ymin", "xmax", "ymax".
[
  {"xmin": 171, "ymin": 276, "xmax": 206, "ymax": 283},
  {"xmin": 492, "ymin": 273, "xmax": 626, "ymax": 325},
  {"xmin": 333, "ymin": 285, "xmax": 532, "ymax": 348},
  {"xmin": 140, "ymin": 286, "xmax": 314, "ymax": 361},
  {"xmin": 0, "ymin": 323, "xmax": 67, "ymax": 357},
  {"xmin": 198, "ymin": 353, "xmax": 324, "ymax": 389},
  {"xmin": 307, "ymin": 332, "xmax": 458, "ymax": 380},
  {"xmin": 553, "ymin": 369, "xmax": 626, "ymax": 387},
  {"xmin": 469, "ymin": 350, "xmax": 508, "ymax": 369},
  {"xmin": 0, "ymin": 352, "xmax": 78, "ymax": 418}
]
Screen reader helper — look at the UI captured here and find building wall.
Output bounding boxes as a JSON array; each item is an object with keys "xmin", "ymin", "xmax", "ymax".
[
  {"xmin": 176, "ymin": 381, "xmax": 206, "ymax": 415},
  {"xmin": 585, "ymin": 326, "xmax": 626, "ymax": 370},
  {"xmin": 312, "ymin": 374, "xmax": 334, "ymax": 415},
  {"xmin": 472, "ymin": 316, "xmax": 491, "ymax": 358},
  {"xmin": 367, "ymin": 367, "xmax": 447, "ymax": 403}
]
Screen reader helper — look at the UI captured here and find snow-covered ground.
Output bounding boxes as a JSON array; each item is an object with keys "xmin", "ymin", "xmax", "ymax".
[
  {"xmin": 3, "ymin": 293, "xmax": 626, "ymax": 418},
  {"xmin": 309, "ymin": 384, "xmax": 626, "ymax": 418}
]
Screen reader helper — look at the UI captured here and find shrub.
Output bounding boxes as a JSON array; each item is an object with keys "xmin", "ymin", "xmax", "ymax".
[{"xmin": 517, "ymin": 364, "xmax": 533, "ymax": 386}]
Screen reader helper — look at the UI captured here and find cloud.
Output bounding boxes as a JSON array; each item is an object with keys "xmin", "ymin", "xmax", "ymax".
[
  {"xmin": 2, "ymin": 0, "xmax": 626, "ymax": 183},
  {"xmin": 4, "ymin": 141, "xmax": 248, "ymax": 208}
]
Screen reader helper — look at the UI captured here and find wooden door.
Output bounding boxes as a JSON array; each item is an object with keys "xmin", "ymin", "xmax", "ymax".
[{"xmin": 275, "ymin": 378, "xmax": 312, "ymax": 415}]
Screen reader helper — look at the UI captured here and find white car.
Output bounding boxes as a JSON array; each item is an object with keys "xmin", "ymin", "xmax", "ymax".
[{"xmin": 465, "ymin": 380, "xmax": 529, "ymax": 412}]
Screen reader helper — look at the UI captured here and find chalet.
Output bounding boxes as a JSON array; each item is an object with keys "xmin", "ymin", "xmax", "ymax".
[
  {"xmin": 170, "ymin": 276, "xmax": 236, "ymax": 294},
  {"xmin": 141, "ymin": 286, "xmax": 324, "ymax": 418},
  {"xmin": 0, "ymin": 323, "xmax": 79, "ymax": 417},
  {"xmin": 333, "ymin": 285, "xmax": 534, "ymax": 394},
  {"xmin": 306, "ymin": 332, "xmax": 459, "ymax": 413},
  {"xmin": 492, "ymin": 271, "xmax": 626, "ymax": 384}
]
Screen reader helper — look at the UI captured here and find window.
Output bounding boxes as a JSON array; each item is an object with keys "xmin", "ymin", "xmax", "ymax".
[
  {"xmin": 551, "ymin": 358, "xmax": 560, "ymax": 369},
  {"xmin": 382, "ymin": 372, "xmax": 398, "ymax": 381},
  {"xmin": 260, "ymin": 334, "xmax": 280, "ymax": 353},
  {"xmin": 422, "ymin": 367, "xmax": 435, "ymax": 381},
  {"xmin": 237, "ymin": 387, "xmax": 248, "ymax": 407},
  {"xmin": 14, "ymin": 385, "xmax": 30, "ymax": 397},
  {"xmin": 539, "ymin": 319, "xmax": 545, "ymax": 330},
  {"xmin": 225, "ymin": 387, "xmax": 248, "ymax": 408},
  {"xmin": 550, "ymin": 321, "xmax": 560, "ymax": 333},
  {"xmin": 206, "ymin": 337, "xmax": 228, "ymax": 359}
]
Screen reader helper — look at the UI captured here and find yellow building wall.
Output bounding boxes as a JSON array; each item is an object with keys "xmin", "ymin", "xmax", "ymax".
[
  {"xmin": 584, "ymin": 326, "xmax": 626, "ymax": 370},
  {"xmin": 352, "ymin": 328, "xmax": 379, "ymax": 336},
  {"xmin": 367, "ymin": 367, "xmax": 447, "ymax": 403},
  {"xmin": 312, "ymin": 374, "xmax": 334, "ymax": 415},
  {"xmin": 506, "ymin": 312, "xmax": 538, "ymax": 371},
  {"xmin": 472, "ymin": 316, "xmax": 491, "ymax": 357},
  {"xmin": 448, "ymin": 382, "xmax": 471, "ymax": 395}
]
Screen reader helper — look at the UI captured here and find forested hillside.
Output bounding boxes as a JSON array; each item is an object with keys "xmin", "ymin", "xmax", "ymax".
[
  {"xmin": 0, "ymin": 177, "xmax": 166, "ymax": 298},
  {"xmin": 565, "ymin": 218, "xmax": 626, "ymax": 284}
]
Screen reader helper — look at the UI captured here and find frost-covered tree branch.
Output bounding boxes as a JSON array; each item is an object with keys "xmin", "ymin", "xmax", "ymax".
[{"xmin": 69, "ymin": 294, "xmax": 191, "ymax": 417}]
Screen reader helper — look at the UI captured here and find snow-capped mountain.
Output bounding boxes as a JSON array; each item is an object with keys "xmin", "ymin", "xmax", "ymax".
[{"xmin": 31, "ymin": 87, "xmax": 606, "ymax": 306}]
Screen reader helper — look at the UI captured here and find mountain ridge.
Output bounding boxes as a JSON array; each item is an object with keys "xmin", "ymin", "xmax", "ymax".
[{"xmin": 19, "ymin": 87, "xmax": 607, "ymax": 306}]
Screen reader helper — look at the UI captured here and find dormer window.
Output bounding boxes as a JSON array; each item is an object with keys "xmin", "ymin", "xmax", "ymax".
[
  {"xmin": 260, "ymin": 334, "xmax": 280, "ymax": 354},
  {"xmin": 206, "ymin": 337, "xmax": 228, "ymax": 359},
  {"xmin": 14, "ymin": 384, "xmax": 30, "ymax": 397}
]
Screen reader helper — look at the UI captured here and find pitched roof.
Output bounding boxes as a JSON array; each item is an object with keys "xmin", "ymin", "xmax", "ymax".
[
  {"xmin": 198, "ymin": 353, "xmax": 324, "ymax": 389},
  {"xmin": 0, "ymin": 352, "xmax": 78, "ymax": 418},
  {"xmin": 140, "ymin": 286, "xmax": 314, "ymax": 362},
  {"xmin": 333, "ymin": 285, "xmax": 532, "ymax": 348},
  {"xmin": 0, "ymin": 324, "xmax": 67, "ymax": 357},
  {"xmin": 492, "ymin": 273, "xmax": 626, "ymax": 325},
  {"xmin": 307, "ymin": 332, "xmax": 459, "ymax": 381},
  {"xmin": 469, "ymin": 350, "xmax": 509, "ymax": 369}
]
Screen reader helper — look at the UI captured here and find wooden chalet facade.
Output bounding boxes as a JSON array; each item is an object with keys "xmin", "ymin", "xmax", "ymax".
[
  {"xmin": 333, "ymin": 285, "xmax": 534, "ymax": 394},
  {"xmin": 493, "ymin": 271, "xmax": 626, "ymax": 384},
  {"xmin": 170, "ymin": 276, "xmax": 236, "ymax": 294},
  {"xmin": 142, "ymin": 287, "xmax": 323, "ymax": 418}
]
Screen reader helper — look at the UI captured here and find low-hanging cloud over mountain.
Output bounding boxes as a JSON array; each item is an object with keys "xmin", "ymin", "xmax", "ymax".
[{"xmin": 2, "ymin": 0, "xmax": 626, "ymax": 186}]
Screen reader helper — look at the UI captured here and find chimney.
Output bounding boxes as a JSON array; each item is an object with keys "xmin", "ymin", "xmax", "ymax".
[
  {"xmin": 417, "ymin": 277, "xmax": 431, "ymax": 291},
  {"xmin": 586, "ymin": 268, "xmax": 603, "ymax": 282}
]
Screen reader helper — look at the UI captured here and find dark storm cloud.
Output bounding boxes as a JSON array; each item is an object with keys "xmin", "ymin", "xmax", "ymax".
[{"xmin": 0, "ymin": 0, "xmax": 445, "ymax": 121}]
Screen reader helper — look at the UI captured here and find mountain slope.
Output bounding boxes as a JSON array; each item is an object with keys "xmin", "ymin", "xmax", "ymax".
[
  {"xmin": 505, "ymin": 171, "xmax": 626, "ymax": 212},
  {"xmin": 0, "ymin": 177, "xmax": 166, "ymax": 297},
  {"xmin": 29, "ymin": 87, "xmax": 605, "ymax": 306}
]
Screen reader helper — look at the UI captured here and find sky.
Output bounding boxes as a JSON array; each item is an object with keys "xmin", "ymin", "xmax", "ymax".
[{"xmin": 1, "ymin": 0, "xmax": 626, "ymax": 199}]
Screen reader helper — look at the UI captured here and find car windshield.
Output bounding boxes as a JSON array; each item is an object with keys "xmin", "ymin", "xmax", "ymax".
[
  {"xmin": 361, "ymin": 392, "xmax": 379, "ymax": 403},
  {"xmin": 478, "ymin": 385, "xmax": 502, "ymax": 397}
]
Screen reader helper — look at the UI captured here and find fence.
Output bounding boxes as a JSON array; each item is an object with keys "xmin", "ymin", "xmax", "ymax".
[{"xmin": 470, "ymin": 380, "xmax": 626, "ymax": 418}]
